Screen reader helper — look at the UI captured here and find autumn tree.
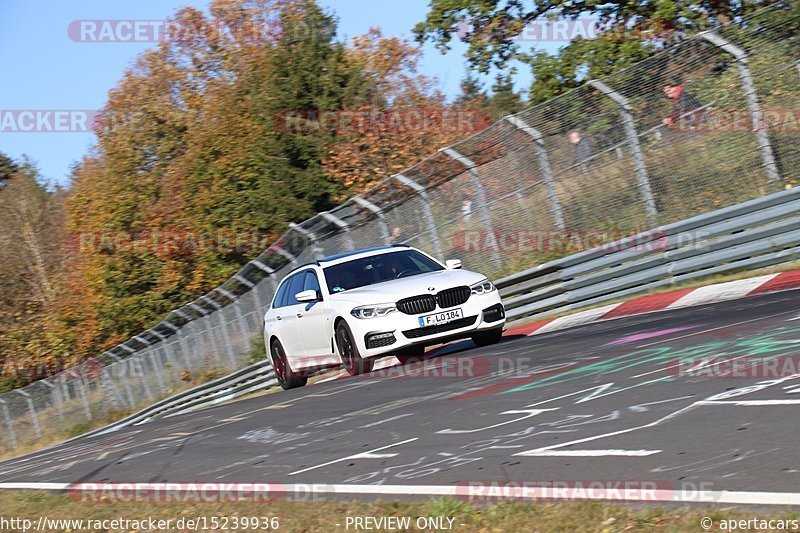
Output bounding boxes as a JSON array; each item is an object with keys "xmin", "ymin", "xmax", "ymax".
[
  {"xmin": 0, "ymin": 158, "xmax": 70, "ymax": 385},
  {"xmin": 323, "ymin": 28, "xmax": 486, "ymax": 193}
]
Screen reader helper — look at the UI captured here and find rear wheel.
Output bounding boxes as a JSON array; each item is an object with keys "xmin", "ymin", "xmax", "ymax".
[
  {"xmin": 471, "ymin": 328, "xmax": 503, "ymax": 347},
  {"xmin": 395, "ymin": 344, "xmax": 425, "ymax": 365},
  {"xmin": 337, "ymin": 322, "xmax": 374, "ymax": 376},
  {"xmin": 270, "ymin": 339, "xmax": 307, "ymax": 390}
]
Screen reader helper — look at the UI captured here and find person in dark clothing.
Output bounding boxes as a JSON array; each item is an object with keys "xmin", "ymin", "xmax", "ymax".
[
  {"xmin": 662, "ymin": 81, "xmax": 705, "ymax": 134},
  {"xmin": 569, "ymin": 130, "xmax": 595, "ymax": 172}
]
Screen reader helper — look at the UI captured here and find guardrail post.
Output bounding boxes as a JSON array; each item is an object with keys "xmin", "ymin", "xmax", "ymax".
[
  {"xmin": 440, "ymin": 147, "xmax": 503, "ymax": 269},
  {"xmin": 288, "ymin": 222, "xmax": 324, "ymax": 258},
  {"xmin": 391, "ymin": 174, "xmax": 444, "ymax": 258},
  {"xmin": 588, "ymin": 79, "xmax": 658, "ymax": 226},
  {"xmin": 700, "ymin": 31, "xmax": 782, "ymax": 191},
  {"xmin": 321, "ymin": 211, "xmax": 355, "ymax": 250},
  {"xmin": 15, "ymin": 390, "xmax": 41, "ymax": 438},
  {"xmin": 505, "ymin": 115, "xmax": 566, "ymax": 230},
  {"xmin": 0, "ymin": 399, "xmax": 17, "ymax": 449},
  {"xmin": 352, "ymin": 196, "xmax": 391, "ymax": 244}
]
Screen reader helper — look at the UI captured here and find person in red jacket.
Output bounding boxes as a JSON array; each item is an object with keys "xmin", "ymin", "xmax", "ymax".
[{"xmin": 662, "ymin": 80, "xmax": 705, "ymax": 133}]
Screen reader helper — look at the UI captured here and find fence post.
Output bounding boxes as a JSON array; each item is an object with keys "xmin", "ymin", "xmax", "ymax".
[
  {"xmin": 203, "ymin": 295, "xmax": 238, "ymax": 369},
  {"xmin": 108, "ymin": 354, "xmax": 136, "ymax": 408},
  {"xmin": 15, "ymin": 390, "xmax": 41, "ymax": 438},
  {"xmin": 352, "ymin": 196, "xmax": 391, "ymax": 244},
  {"xmin": 68, "ymin": 368, "xmax": 92, "ymax": 421},
  {"xmin": 0, "ymin": 399, "xmax": 17, "ymax": 449},
  {"xmin": 100, "ymin": 365, "xmax": 124, "ymax": 410},
  {"xmin": 288, "ymin": 222, "xmax": 324, "ymax": 258},
  {"xmin": 588, "ymin": 79, "xmax": 658, "ymax": 226},
  {"xmin": 440, "ymin": 147, "xmax": 503, "ymax": 269},
  {"xmin": 391, "ymin": 174, "xmax": 444, "ymax": 259},
  {"xmin": 700, "ymin": 31, "xmax": 782, "ymax": 190},
  {"xmin": 505, "ymin": 115, "xmax": 566, "ymax": 230},
  {"xmin": 40, "ymin": 379, "xmax": 63, "ymax": 421},
  {"xmin": 219, "ymin": 289, "xmax": 251, "ymax": 349},
  {"xmin": 321, "ymin": 210, "xmax": 355, "ymax": 250},
  {"xmin": 235, "ymin": 274, "xmax": 266, "ymax": 320},
  {"xmin": 250, "ymin": 261, "xmax": 278, "ymax": 312}
]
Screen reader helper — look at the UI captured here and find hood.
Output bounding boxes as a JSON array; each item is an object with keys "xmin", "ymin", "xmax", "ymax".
[{"xmin": 330, "ymin": 269, "xmax": 487, "ymax": 304}]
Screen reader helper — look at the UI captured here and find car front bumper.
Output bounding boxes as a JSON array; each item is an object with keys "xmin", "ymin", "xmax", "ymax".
[{"xmin": 347, "ymin": 291, "xmax": 506, "ymax": 358}]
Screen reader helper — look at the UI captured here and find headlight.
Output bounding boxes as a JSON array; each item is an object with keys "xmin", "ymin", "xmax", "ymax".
[
  {"xmin": 351, "ymin": 303, "xmax": 396, "ymax": 319},
  {"xmin": 470, "ymin": 278, "xmax": 495, "ymax": 295}
]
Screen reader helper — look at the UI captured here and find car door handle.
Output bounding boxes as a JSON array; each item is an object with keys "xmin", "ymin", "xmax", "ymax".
[
  {"xmin": 296, "ymin": 313, "xmax": 303, "ymax": 318},
  {"xmin": 276, "ymin": 315, "xmax": 282, "ymax": 321}
]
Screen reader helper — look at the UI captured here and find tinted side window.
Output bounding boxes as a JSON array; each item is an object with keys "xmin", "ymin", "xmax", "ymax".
[
  {"xmin": 285, "ymin": 272, "xmax": 307, "ymax": 306},
  {"xmin": 304, "ymin": 271, "xmax": 321, "ymax": 297},
  {"xmin": 272, "ymin": 279, "xmax": 289, "ymax": 309}
]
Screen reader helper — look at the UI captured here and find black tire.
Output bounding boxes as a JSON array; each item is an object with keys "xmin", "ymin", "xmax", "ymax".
[
  {"xmin": 471, "ymin": 327, "xmax": 503, "ymax": 347},
  {"xmin": 395, "ymin": 344, "xmax": 425, "ymax": 365},
  {"xmin": 336, "ymin": 321, "xmax": 374, "ymax": 376},
  {"xmin": 270, "ymin": 338, "xmax": 308, "ymax": 390}
]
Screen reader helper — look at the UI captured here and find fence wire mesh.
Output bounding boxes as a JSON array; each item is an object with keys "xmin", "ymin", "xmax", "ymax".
[{"xmin": 2, "ymin": 2, "xmax": 799, "ymax": 451}]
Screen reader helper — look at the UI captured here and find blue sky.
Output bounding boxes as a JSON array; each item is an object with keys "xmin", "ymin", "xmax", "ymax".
[{"xmin": 0, "ymin": 0, "xmax": 540, "ymax": 186}]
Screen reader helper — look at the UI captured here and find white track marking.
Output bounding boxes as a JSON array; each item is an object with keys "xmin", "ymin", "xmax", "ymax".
[
  {"xmin": 513, "ymin": 402, "xmax": 700, "ymax": 457},
  {"xmin": 2, "ymin": 482, "xmax": 800, "ymax": 505},
  {"xmin": 698, "ymin": 399, "xmax": 800, "ymax": 406},
  {"xmin": 287, "ymin": 438, "xmax": 417, "ymax": 476},
  {"xmin": 358, "ymin": 413, "xmax": 414, "ymax": 428},
  {"xmin": 437, "ymin": 409, "xmax": 558, "ymax": 434},
  {"xmin": 628, "ymin": 396, "xmax": 695, "ymax": 412},
  {"xmin": 515, "ymin": 449, "xmax": 661, "ymax": 457}
]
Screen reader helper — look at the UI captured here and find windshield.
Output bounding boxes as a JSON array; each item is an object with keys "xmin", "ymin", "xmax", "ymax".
[{"xmin": 323, "ymin": 250, "xmax": 444, "ymax": 293}]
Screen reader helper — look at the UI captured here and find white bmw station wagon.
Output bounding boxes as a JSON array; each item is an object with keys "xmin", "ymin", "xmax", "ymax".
[{"xmin": 263, "ymin": 245, "xmax": 505, "ymax": 389}]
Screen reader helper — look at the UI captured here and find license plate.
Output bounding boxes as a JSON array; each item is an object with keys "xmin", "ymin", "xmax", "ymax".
[{"xmin": 419, "ymin": 308, "xmax": 463, "ymax": 327}]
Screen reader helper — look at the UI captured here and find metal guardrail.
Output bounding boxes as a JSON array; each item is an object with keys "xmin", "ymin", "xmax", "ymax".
[
  {"xmin": 496, "ymin": 186, "xmax": 800, "ymax": 322},
  {"xmin": 70, "ymin": 360, "xmax": 278, "ymax": 439}
]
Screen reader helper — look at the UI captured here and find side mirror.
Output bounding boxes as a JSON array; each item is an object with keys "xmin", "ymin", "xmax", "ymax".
[
  {"xmin": 445, "ymin": 259, "xmax": 462, "ymax": 270},
  {"xmin": 295, "ymin": 289, "xmax": 319, "ymax": 303}
]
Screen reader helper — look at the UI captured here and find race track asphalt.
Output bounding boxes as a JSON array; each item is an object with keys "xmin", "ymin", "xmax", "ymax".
[{"xmin": 3, "ymin": 288, "xmax": 800, "ymax": 503}]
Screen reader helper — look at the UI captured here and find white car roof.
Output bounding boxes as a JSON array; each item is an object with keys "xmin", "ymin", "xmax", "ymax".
[{"xmin": 316, "ymin": 245, "xmax": 415, "ymax": 267}]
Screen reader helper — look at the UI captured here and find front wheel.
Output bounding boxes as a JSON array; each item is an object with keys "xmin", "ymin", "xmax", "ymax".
[
  {"xmin": 336, "ymin": 322, "xmax": 374, "ymax": 376},
  {"xmin": 270, "ymin": 339, "xmax": 308, "ymax": 390},
  {"xmin": 471, "ymin": 328, "xmax": 503, "ymax": 347}
]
